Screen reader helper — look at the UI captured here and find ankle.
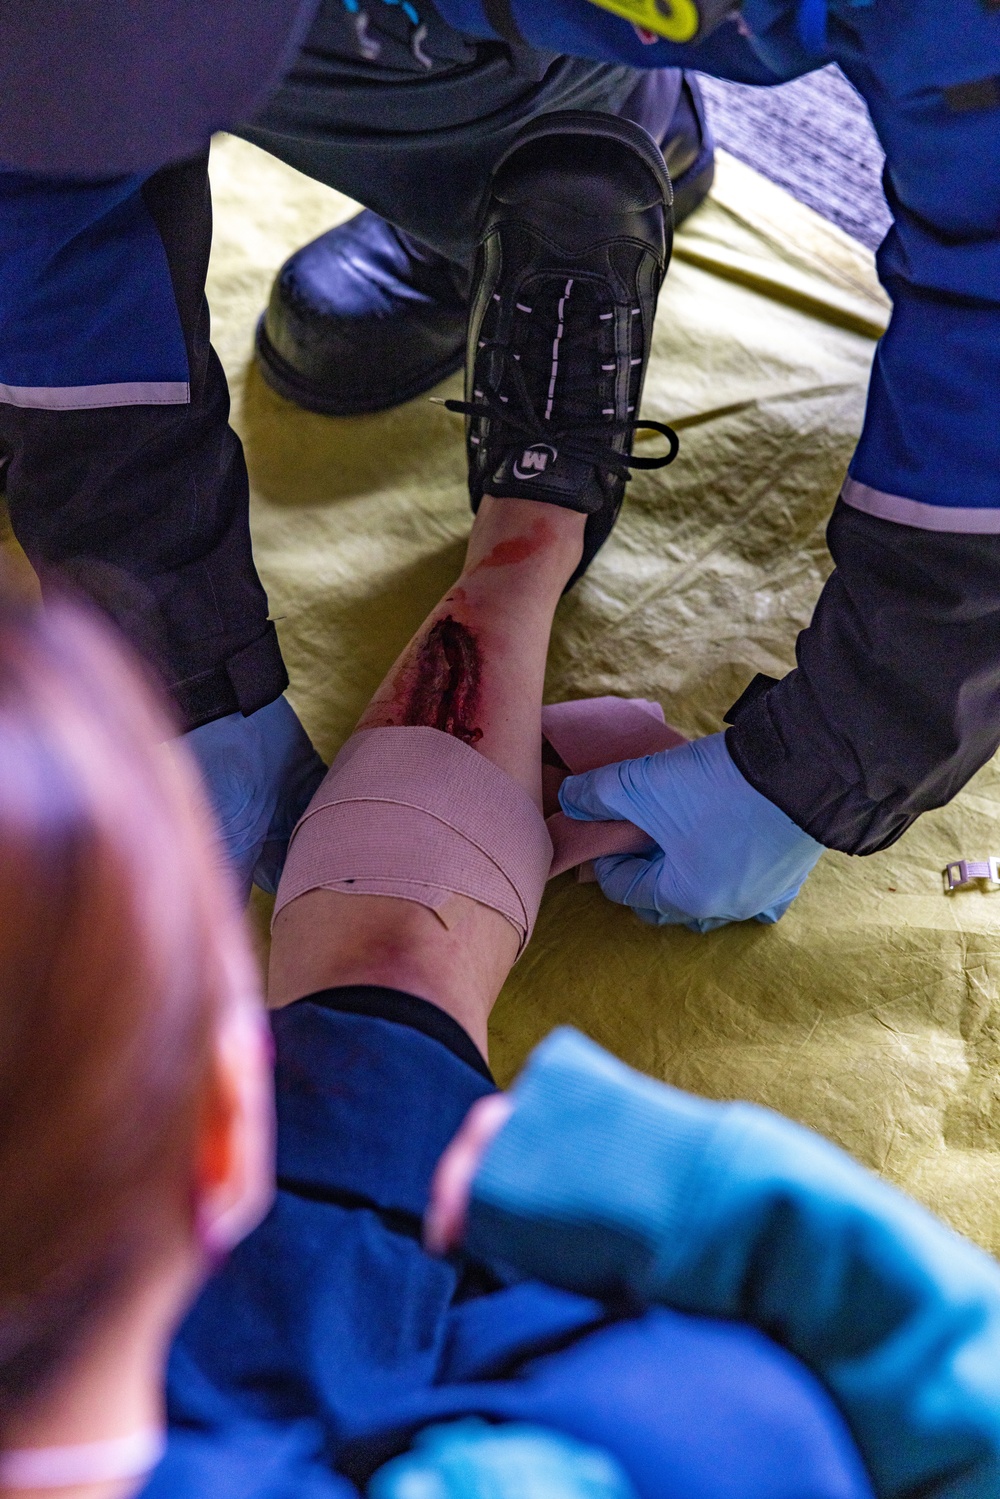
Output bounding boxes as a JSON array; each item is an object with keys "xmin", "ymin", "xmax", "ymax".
[{"xmin": 462, "ymin": 496, "xmax": 585, "ymax": 589}]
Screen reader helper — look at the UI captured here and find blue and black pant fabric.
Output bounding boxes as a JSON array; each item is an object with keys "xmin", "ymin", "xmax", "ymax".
[
  {"xmin": 155, "ymin": 984, "xmax": 873, "ymax": 1499},
  {"xmin": 0, "ymin": 154, "xmax": 286, "ymax": 729},
  {"xmin": 0, "ymin": 1, "xmax": 686, "ymax": 732}
]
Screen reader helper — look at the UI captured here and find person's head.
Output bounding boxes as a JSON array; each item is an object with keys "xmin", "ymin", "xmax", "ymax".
[{"xmin": 0, "ymin": 568, "xmax": 274, "ymax": 1427}]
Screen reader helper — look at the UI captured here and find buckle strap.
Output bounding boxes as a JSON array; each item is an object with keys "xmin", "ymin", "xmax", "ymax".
[{"xmin": 943, "ymin": 858, "xmax": 1000, "ymax": 892}]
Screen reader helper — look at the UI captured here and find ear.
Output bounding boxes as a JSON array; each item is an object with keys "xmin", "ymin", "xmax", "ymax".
[{"xmin": 194, "ymin": 1000, "xmax": 275, "ymax": 1262}]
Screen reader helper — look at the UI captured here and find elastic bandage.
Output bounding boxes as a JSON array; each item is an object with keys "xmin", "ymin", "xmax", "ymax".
[
  {"xmin": 542, "ymin": 696, "xmax": 686, "ymax": 879},
  {"xmin": 273, "ymin": 726, "xmax": 552, "ymax": 953}
]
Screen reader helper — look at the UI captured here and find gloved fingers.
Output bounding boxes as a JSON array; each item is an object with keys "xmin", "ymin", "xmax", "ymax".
[
  {"xmin": 684, "ymin": 914, "xmax": 734, "ymax": 934},
  {"xmin": 252, "ymin": 748, "xmax": 326, "ymax": 896},
  {"xmin": 559, "ymin": 760, "xmax": 644, "ymax": 825},
  {"xmin": 262, "ymin": 743, "xmax": 327, "ymax": 844},
  {"xmin": 565, "ymin": 732, "xmax": 825, "ymax": 932},
  {"xmin": 252, "ymin": 708, "xmax": 327, "ymax": 895},
  {"xmin": 752, "ymin": 849, "xmax": 821, "ymax": 924},
  {"xmin": 591, "ymin": 854, "xmax": 737, "ymax": 933},
  {"xmin": 753, "ymin": 885, "xmax": 802, "ymax": 925},
  {"xmin": 185, "ymin": 697, "xmax": 327, "ymax": 903},
  {"xmin": 592, "ymin": 852, "xmax": 688, "ymax": 925},
  {"xmin": 255, "ymin": 694, "xmax": 321, "ymax": 783},
  {"xmin": 186, "ymin": 711, "xmax": 276, "ymax": 884}
]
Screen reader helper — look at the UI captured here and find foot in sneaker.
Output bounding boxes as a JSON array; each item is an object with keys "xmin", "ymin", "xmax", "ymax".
[
  {"xmin": 446, "ymin": 111, "xmax": 679, "ymax": 590},
  {"xmin": 257, "ymin": 77, "xmax": 712, "ymax": 420}
]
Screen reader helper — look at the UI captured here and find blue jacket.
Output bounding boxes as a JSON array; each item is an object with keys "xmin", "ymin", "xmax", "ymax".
[{"xmin": 467, "ymin": 1027, "xmax": 1000, "ymax": 1498}]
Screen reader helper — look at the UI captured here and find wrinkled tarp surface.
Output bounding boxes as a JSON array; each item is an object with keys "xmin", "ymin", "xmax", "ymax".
[{"xmin": 10, "ymin": 134, "xmax": 1000, "ymax": 1253}]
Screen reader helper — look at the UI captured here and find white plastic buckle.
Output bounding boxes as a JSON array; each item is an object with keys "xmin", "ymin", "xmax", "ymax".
[{"xmin": 943, "ymin": 857, "xmax": 1000, "ymax": 893}]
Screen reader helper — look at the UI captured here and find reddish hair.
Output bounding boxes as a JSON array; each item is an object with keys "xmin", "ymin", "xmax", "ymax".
[{"xmin": 0, "ymin": 567, "xmax": 252, "ymax": 1411}]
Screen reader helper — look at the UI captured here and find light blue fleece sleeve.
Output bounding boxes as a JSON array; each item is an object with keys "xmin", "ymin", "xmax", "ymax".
[
  {"xmin": 368, "ymin": 1420, "xmax": 638, "ymax": 1499},
  {"xmin": 464, "ymin": 1029, "xmax": 1000, "ymax": 1499}
]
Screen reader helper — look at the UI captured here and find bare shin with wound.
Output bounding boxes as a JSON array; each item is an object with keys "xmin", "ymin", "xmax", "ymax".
[
  {"xmin": 380, "ymin": 614, "xmax": 485, "ymax": 747},
  {"xmin": 268, "ymin": 497, "xmax": 586, "ymax": 1058},
  {"xmin": 356, "ymin": 503, "xmax": 582, "ymax": 804}
]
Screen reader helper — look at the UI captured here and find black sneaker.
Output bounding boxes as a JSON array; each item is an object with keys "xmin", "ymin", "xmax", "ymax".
[
  {"xmin": 446, "ymin": 112, "xmax": 679, "ymax": 589},
  {"xmin": 256, "ymin": 76, "xmax": 712, "ymax": 420}
]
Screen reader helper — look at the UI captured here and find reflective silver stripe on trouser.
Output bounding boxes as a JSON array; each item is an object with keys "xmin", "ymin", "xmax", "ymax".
[
  {"xmin": 0, "ymin": 381, "xmax": 190, "ymax": 410},
  {"xmin": 841, "ymin": 476, "xmax": 1000, "ymax": 534}
]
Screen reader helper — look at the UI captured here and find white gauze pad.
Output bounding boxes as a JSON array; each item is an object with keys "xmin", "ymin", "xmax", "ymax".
[{"xmin": 273, "ymin": 726, "xmax": 553, "ymax": 952}]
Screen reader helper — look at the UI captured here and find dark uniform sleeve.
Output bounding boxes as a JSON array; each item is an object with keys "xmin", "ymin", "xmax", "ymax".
[
  {"xmin": 727, "ymin": 0, "xmax": 1000, "ymax": 851},
  {"xmin": 727, "ymin": 503, "xmax": 1000, "ymax": 853}
]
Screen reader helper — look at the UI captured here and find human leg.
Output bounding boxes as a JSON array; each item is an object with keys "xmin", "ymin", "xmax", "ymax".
[
  {"xmin": 267, "ymin": 493, "xmax": 586, "ymax": 1052},
  {"xmin": 268, "ymin": 112, "xmax": 672, "ymax": 1056}
]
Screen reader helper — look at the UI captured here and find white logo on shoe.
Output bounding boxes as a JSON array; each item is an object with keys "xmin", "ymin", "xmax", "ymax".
[{"xmin": 513, "ymin": 443, "xmax": 557, "ymax": 479}]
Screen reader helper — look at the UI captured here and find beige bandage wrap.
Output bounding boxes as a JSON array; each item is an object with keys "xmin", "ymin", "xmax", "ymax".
[{"xmin": 273, "ymin": 727, "xmax": 553, "ymax": 953}]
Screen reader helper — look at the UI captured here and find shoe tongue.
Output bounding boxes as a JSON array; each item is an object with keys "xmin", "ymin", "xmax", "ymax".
[
  {"xmin": 510, "ymin": 272, "xmax": 606, "ymax": 423},
  {"xmin": 489, "ymin": 445, "xmax": 604, "ymax": 514}
]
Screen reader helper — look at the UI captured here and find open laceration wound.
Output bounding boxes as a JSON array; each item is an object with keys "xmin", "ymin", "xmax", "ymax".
[{"xmin": 394, "ymin": 615, "xmax": 484, "ymax": 746}]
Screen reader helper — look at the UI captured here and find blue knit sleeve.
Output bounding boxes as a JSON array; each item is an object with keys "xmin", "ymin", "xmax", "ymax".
[{"xmin": 465, "ymin": 1028, "xmax": 1000, "ymax": 1499}]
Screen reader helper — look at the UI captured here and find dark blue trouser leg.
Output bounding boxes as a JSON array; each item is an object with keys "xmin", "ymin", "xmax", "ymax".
[
  {"xmin": 0, "ymin": 153, "xmax": 286, "ymax": 730},
  {"xmin": 242, "ymin": 52, "xmax": 660, "ymax": 265}
]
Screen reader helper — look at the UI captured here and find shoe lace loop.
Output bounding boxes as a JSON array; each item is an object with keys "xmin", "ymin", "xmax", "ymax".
[{"xmin": 444, "ymin": 332, "xmax": 679, "ymax": 478}]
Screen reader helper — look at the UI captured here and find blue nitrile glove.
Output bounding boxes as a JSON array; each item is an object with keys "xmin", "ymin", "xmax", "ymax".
[
  {"xmin": 558, "ymin": 731, "xmax": 823, "ymax": 933},
  {"xmin": 185, "ymin": 695, "xmax": 326, "ymax": 901},
  {"xmin": 369, "ymin": 1420, "xmax": 637, "ymax": 1499}
]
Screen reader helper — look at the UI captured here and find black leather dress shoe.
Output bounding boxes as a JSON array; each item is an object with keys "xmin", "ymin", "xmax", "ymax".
[
  {"xmin": 257, "ymin": 74, "xmax": 712, "ymax": 417},
  {"xmin": 256, "ymin": 210, "xmax": 470, "ymax": 416},
  {"xmin": 446, "ymin": 111, "xmax": 679, "ymax": 589}
]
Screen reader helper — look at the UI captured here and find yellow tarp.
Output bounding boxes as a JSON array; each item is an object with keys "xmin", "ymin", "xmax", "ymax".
[{"xmin": 9, "ymin": 133, "xmax": 1000, "ymax": 1252}]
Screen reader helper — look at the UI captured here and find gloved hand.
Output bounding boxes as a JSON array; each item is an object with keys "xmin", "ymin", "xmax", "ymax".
[
  {"xmin": 558, "ymin": 731, "xmax": 823, "ymax": 933},
  {"xmin": 185, "ymin": 695, "xmax": 326, "ymax": 902}
]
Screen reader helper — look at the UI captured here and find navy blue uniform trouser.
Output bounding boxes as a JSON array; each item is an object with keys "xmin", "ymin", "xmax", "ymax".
[
  {"xmin": 0, "ymin": 155, "xmax": 288, "ymax": 730},
  {"xmin": 162, "ymin": 985, "xmax": 873, "ymax": 1499}
]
